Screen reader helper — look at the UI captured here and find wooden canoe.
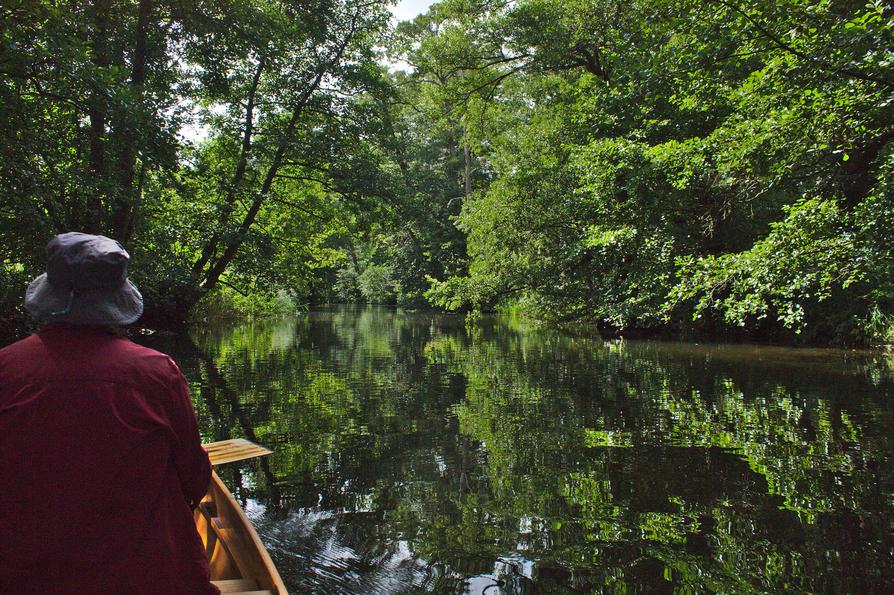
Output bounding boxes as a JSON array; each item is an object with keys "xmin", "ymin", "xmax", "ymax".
[{"xmin": 195, "ymin": 443, "xmax": 288, "ymax": 594}]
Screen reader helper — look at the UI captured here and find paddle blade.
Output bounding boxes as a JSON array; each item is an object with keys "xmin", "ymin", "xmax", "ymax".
[{"xmin": 203, "ymin": 438, "xmax": 272, "ymax": 466}]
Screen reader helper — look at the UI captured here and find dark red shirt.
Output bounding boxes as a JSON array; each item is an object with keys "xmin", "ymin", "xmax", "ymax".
[{"xmin": 0, "ymin": 325, "xmax": 218, "ymax": 593}]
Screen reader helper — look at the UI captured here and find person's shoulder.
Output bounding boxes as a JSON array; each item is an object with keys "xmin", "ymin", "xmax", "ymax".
[
  {"xmin": 0, "ymin": 332, "xmax": 42, "ymax": 359},
  {"xmin": 111, "ymin": 337, "xmax": 183, "ymax": 380},
  {"xmin": 0, "ymin": 333, "xmax": 44, "ymax": 387},
  {"xmin": 114, "ymin": 336, "xmax": 167, "ymax": 359}
]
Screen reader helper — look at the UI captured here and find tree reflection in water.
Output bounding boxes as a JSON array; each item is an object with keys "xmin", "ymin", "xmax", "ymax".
[{"xmin": 139, "ymin": 306, "xmax": 894, "ymax": 593}]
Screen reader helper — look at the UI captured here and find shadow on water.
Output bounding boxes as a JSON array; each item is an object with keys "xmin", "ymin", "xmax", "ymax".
[{"xmin": 138, "ymin": 306, "xmax": 894, "ymax": 593}]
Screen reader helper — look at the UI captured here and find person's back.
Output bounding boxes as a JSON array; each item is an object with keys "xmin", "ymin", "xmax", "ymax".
[{"xmin": 0, "ymin": 233, "xmax": 216, "ymax": 593}]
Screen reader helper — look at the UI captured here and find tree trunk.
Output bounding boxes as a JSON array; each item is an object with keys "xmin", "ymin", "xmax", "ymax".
[
  {"xmin": 185, "ymin": 9, "xmax": 362, "ymax": 312},
  {"xmin": 86, "ymin": 0, "xmax": 111, "ymax": 233},
  {"xmin": 191, "ymin": 55, "xmax": 267, "ymax": 278},
  {"xmin": 463, "ymin": 142, "xmax": 472, "ymax": 198},
  {"xmin": 199, "ymin": 107, "xmax": 303, "ymax": 293},
  {"xmin": 112, "ymin": 0, "xmax": 153, "ymax": 243}
]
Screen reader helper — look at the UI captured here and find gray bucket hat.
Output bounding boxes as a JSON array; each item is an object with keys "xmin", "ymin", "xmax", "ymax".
[{"xmin": 24, "ymin": 232, "xmax": 144, "ymax": 325}]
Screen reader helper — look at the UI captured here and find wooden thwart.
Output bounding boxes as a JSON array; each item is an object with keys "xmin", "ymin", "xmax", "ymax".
[
  {"xmin": 204, "ymin": 438, "xmax": 273, "ymax": 466},
  {"xmin": 212, "ymin": 578, "xmax": 259, "ymax": 592}
]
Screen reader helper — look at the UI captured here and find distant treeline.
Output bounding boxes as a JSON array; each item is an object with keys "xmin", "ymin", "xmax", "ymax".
[{"xmin": 1, "ymin": 0, "xmax": 892, "ymax": 344}]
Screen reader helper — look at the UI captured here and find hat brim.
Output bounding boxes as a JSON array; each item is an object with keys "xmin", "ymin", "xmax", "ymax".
[{"xmin": 24, "ymin": 273, "xmax": 144, "ymax": 325}]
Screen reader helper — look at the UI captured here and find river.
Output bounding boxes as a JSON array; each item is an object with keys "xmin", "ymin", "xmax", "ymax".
[{"xmin": 138, "ymin": 306, "xmax": 894, "ymax": 593}]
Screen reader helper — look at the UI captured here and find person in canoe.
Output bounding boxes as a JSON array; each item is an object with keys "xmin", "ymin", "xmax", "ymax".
[{"xmin": 0, "ymin": 232, "xmax": 219, "ymax": 594}]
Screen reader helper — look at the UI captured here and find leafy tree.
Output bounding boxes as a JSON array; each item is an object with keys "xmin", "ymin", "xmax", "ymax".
[
  {"xmin": 3, "ymin": 0, "xmax": 893, "ymax": 344},
  {"xmin": 417, "ymin": 0, "xmax": 894, "ymax": 344},
  {"xmin": 0, "ymin": 0, "xmax": 390, "ymax": 327}
]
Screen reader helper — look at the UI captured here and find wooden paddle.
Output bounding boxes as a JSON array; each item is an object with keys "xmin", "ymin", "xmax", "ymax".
[{"xmin": 203, "ymin": 438, "xmax": 272, "ymax": 466}]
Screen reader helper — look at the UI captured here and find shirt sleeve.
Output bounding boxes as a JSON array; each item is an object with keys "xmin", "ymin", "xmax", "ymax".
[{"xmin": 165, "ymin": 358, "xmax": 212, "ymax": 508}]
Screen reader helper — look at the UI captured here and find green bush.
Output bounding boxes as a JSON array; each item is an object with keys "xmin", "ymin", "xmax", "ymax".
[{"xmin": 358, "ymin": 264, "xmax": 394, "ymax": 303}]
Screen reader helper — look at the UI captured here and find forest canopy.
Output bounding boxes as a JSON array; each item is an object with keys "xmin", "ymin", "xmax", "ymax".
[{"xmin": 1, "ymin": 0, "xmax": 892, "ymax": 344}]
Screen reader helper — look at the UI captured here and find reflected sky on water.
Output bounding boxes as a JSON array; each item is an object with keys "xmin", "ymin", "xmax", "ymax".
[{"xmin": 139, "ymin": 306, "xmax": 894, "ymax": 593}]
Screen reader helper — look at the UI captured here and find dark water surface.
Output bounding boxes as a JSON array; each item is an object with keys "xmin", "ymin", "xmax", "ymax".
[{"xmin": 139, "ymin": 306, "xmax": 894, "ymax": 593}]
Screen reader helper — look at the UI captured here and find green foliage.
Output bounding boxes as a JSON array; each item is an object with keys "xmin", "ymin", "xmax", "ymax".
[
  {"xmin": 357, "ymin": 264, "xmax": 395, "ymax": 304},
  {"xmin": 0, "ymin": 261, "xmax": 31, "ymax": 340},
  {"xmin": 333, "ymin": 266, "xmax": 361, "ymax": 302},
  {"xmin": 191, "ymin": 287, "xmax": 299, "ymax": 321},
  {"xmin": 2, "ymin": 0, "xmax": 893, "ymax": 343},
  {"xmin": 412, "ymin": 0, "xmax": 894, "ymax": 344},
  {"xmin": 672, "ymin": 148, "xmax": 894, "ymax": 341},
  {"xmin": 671, "ymin": 198, "xmax": 853, "ymax": 332},
  {"xmin": 0, "ymin": 0, "xmax": 390, "ymax": 326}
]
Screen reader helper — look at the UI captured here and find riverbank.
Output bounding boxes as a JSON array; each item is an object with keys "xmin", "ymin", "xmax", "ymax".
[{"xmin": 3, "ymin": 301, "xmax": 893, "ymax": 353}]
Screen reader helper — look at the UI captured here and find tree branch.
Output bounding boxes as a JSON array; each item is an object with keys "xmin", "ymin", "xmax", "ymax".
[{"xmin": 711, "ymin": 0, "xmax": 894, "ymax": 89}]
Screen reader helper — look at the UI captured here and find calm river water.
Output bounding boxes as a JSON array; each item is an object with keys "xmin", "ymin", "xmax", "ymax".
[{"xmin": 139, "ymin": 306, "xmax": 894, "ymax": 593}]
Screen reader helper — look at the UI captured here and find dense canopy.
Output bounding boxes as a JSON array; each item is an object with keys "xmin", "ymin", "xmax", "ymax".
[{"xmin": 2, "ymin": 0, "xmax": 892, "ymax": 344}]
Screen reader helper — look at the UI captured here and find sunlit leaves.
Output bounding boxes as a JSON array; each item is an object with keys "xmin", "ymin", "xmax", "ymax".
[{"xmin": 417, "ymin": 0, "xmax": 893, "ymax": 343}]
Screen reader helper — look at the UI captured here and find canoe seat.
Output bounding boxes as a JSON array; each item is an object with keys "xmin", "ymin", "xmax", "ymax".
[
  {"xmin": 212, "ymin": 578, "xmax": 258, "ymax": 592},
  {"xmin": 210, "ymin": 578, "xmax": 276, "ymax": 594}
]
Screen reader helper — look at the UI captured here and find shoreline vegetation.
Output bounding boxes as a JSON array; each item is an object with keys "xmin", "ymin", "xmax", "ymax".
[
  {"xmin": 2, "ymin": 0, "xmax": 892, "ymax": 348},
  {"xmin": 6, "ymin": 300, "xmax": 893, "ymax": 355}
]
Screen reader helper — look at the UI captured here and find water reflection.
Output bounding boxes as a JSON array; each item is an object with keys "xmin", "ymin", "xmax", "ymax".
[{"xmin": 139, "ymin": 306, "xmax": 894, "ymax": 593}]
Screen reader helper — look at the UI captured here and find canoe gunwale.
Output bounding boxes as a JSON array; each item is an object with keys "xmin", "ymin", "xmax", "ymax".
[{"xmin": 197, "ymin": 471, "xmax": 288, "ymax": 595}]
